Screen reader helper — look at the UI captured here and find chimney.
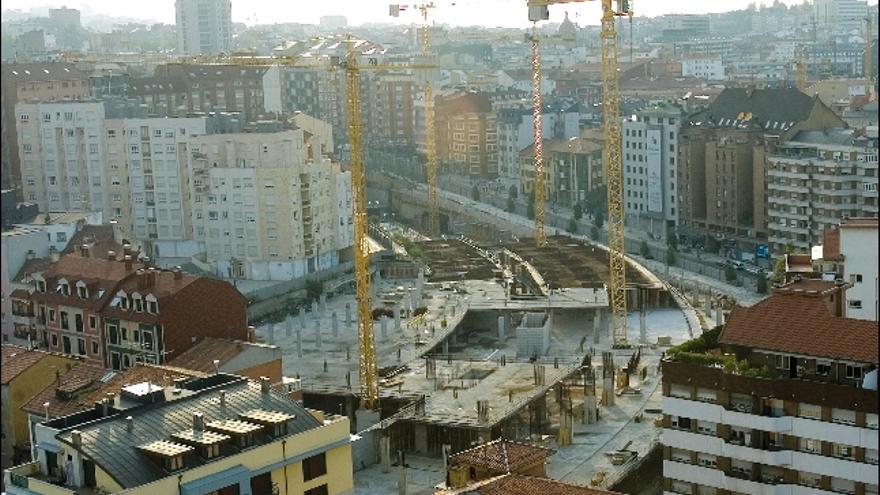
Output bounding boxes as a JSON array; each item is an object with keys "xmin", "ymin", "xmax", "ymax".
[
  {"xmin": 71, "ymin": 430, "xmax": 82, "ymax": 448},
  {"xmin": 192, "ymin": 412, "xmax": 204, "ymax": 432},
  {"xmin": 124, "ymin": 254, "xmax": 133, "ymax": 271},
  {"xmin": 100, "ymin": 398, "xmax": 110, "ymax": 417},
  {"xmin": 81, "ymin": 244, "xmax": 90, "ymax": 257},
  {"xmin": 174, "ymin": 266, "xmax": 183, "ymax": 280},
  {"xmin": 173, "ymin": 377, "xmax": 187, "ymax": 390},
  {"xmin": 49, "ymin": 247, "xmax": 59, "ymax": 262},
  {"xmin": 136, "ymin": 269, "xmax": 147, "ymax": 289},
  {"xmin": 219, "ymin": 390, "xmax": 226, "ymax": 407},
  {"xmin": 55, "ymin": 368, "xmax": 61, "ymax": 382},
  {"xmin": 126, "ymin": 416, "xmax": 134, "ymax": 433},
  {"xmin": 247, "ymin": 326, "xmax": 256, "ymax": 343},
  {"xmin": 147, "ymin": 267, "xmax": 157, "ymax": 286},
  {"xmin": 123, "ymin": 243, "xmax": 131, "ymax": 256},
  {"xmin": 107, "ymin": 250, "xmax": 116, "ymax": 261},
  {"xmin": 260, "ymin": 376, "xmax": 271, "ymax": 394}
]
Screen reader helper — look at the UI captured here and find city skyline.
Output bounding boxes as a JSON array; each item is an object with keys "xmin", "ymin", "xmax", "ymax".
[{"xmin": 1, "ymin": 0, "xmax": 849, "ymax": 28}]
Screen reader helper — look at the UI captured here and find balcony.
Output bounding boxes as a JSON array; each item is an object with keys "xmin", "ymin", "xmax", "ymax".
[{"xmin": 4, "ymin": 462, "xmax": 77, "ymax": 495}]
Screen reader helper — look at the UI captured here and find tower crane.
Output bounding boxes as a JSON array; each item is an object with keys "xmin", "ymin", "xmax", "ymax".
[
  {"xmin": 866, "ymin": 15, "xmax": 874, "ymax": 98},
  {"xmin": 391, "ymin": 3, "xmax": 440, "ymax": 236},
  {"xmin": 527, "ymin": 0, "xmax": 632, "ymax": 347},
  {"xmin": 795, "ymin": 44, "xmax": 807, "ymax": 91}
]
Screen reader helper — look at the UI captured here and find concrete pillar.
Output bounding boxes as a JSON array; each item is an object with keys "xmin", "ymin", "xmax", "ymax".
[
  {"xmin": 314, "ymin": 319, "xmax": 322, "ymax": 349},
  {"xmin": 285, "ymin": 316, "xmax": 293, "ymax": 337},
  {"xmin": 312, "ymin": 299, "xmax": 319, "ymax": 315},
  {"xmin": 345, "ymin": 303, "xmax": 352, "ymax": 325},
  {"xmin": 592, "ymin": 310, "xmax": 601, "ymax": 344},
  {"xmin": 331, "ymin": 312, "xmax": 339, "ymax": 339},
  {"xmin": 443, "ymin": 339, "xmax": 449, "ymax": 354},
  {"xmin": 716, "ymin": 305, "xmax": 723, "ymax": 327},
  {"xmin": 319, "ymin": 293, "xmax": 327, "ymax": 314},
  {"xmin": 639, "ymin": 309, "xmax": 647, "ymax": 345},
  {"xmin": 299, "ymin": 309, "xmax": 306, "ymax": 329},
  {"xmin": 583, "ymin": 395, "xmax": 597, "ymax": 424},
  {"xmin": 704, "ymin": 290, "xmax": 711, "ymax": 316},
  {"xmin": 410, "ymin": 289, "xmax": 418, "ymax": 312},
  {"xmin": 498, "ymin": 315, "xmax": 507, "ymax": 341},
  {"xmin": 397, "ymin": 451, "xmax": 407, "ymax": 495},
  {"xmin": 394, "ymin": 306, "xmax": 401, "ymax": 331},
  {"xmin": 603, "ymin": 374, "xmax": 615, "ymax": 407},
  {"xmin": 267, "ymin": 323, "xmax": 275, "ymax": 344},
  {"xmin": 380, "ymin": 436, "xmax": 391, "ymax": 473},
  {"xmin": 381, "ymin": 316, "xmax": 389, "ymax": 340},
  {"xmin": 296, "ymin": 327, "xmax": 303, "ymax": 358}
]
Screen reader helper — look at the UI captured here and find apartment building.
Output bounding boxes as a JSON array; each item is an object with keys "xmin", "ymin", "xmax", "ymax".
[
  {"xmin": 681, "ymin": 57, "xmax": 725, "ymax": 81},
  {"xmin": 496, "ymin": 102, "xmax": 583, "ymax": 186},
  {"xmin": 149, "ymin": 64, "xmax": 268, "ymax": 123},
  {"xmin": 677, "ymin": 88, "xmax": 844, "ymax": 255},
  {"xmin": 518, "ymin": 134, "xmax": 604, "ymax": 208},
  {"xmin": 103, "ymin": 117, "xmax": 209, "ymax": 258},
  {"xmin": 815, "ymin": 0, "xmax": 869, "ymax": 31},
  {"xmin": 661, "ymin": 279, "xmax": 878, "ymax": 495},
  {"xmin": 1, "ymin": 345, "xmax": 79, "ymax": 468},
  {"xmin": 363, "ymin": 71, "xmax": 416, "ymax": 146},
  {"xmin": 1, "ymin": 63, "xmax": 89, "ymax": 193},
  {"xmin": 435, "ymin": 91, "xmax": 497, "ymax": 179},
  {"xmin": 4, "ymin": 374, "xmax": 354, "ymax": 495},
  {"xmin": 15, "ymin": 100, "xmax": 108, "ymax": 214},
  {"xmin": 2, "ymin": 227, "xmax": 50, "ymax": 345},
  {"xmin": 766, "ymin": 128, "xmax": 878, "ymax": 253},
  {"xmin": 187, "ymin": 130, "xmax": 353, "ymax": 281},
  {"xmin": 623, "ymin": 104, "xmax": 685, "ymax": 239},
  {"xmin": 175, "ymin": 0, "xmax": 232, "ymax": 56},
  {"xmin": 838, "ymin": 218, "xmax": 879, "ymax": 321},
  {"xmin": 13, "ymin": 251, "xmax": 247, "ymax": 370},
  {"xmin": 281, "ymin": 67, "xmax": 346, "ymax": 140}
]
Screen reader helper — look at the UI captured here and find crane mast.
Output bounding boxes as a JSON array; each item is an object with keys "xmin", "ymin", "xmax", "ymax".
[
  {"xmin": 345, "ymin": 45, "xmax": 380, "ymax": 410},
  {"xmin": 600, "ymin": 0, "xmax": 630, "ymax": 348},
  {"xmin": 421, "ymin": 3, "xmax": 440, "ymax": 236},
  {"xmin": 531, "ymin": 32, "xmax": 547, "ymax": 247},
  {"xmin": 867, "ymin": 15, "xmax": 874, "ymax": 98},
  {"xmin": 796, "ymin": 44, "xmax": 807, "ymax": 91}
]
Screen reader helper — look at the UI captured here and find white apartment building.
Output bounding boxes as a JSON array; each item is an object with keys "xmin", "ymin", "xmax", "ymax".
[
  {"xmin": 662, "ymin": 281, "xmax": 879, "ymax": 495},
  {"xmin": 622, "ymin": 104, "xmax": 684, "ymax": 239},
  {"xmin": 16, "ymin": 101, "xmax": 108, "ymax": 215},
  {"xmin": 175, "ymin": 0, "xmax": 232, "ymax": 56},
  {"xmin": 1, "ymin": 227, "xmax": 49, "ymax": 344},
  {"xmin": 766, "ymin": 128, "xmax": 878, "ymax": 253},
  {"xmin": 103, "ymin": 117, "xmax": 208, "ymax": 258},
  {"xmin": 839, "ymin": 218, "xmax": 879, "ymax": 321},
  {"xmin": 681, "ymin": 58, "xmax": 725, "ymax": 81},
  {"xmin": 815, "ymin": 0, "xmax": 869, "ymax": 32},
  {"xmin": 187, "ymin": 130, "xmax": 353, "ymax": 281}
]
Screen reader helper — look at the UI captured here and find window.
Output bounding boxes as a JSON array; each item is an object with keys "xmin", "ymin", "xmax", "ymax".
[
  {"xmin": 77, "ymin": 338, "xmax": 86, "ymax": 355},
  {"xmin": 846, "ymin": 365, "xmax": 863, "ymax": 379},
  {"xmin": 302, "ymin": 453, "xmax": 327, "ymax": 481},
  {"xmin": 848, "ymin": 300, "xmax": 863, "ymax": 309},
  {"xmin": 775, "ymin": 354, "xmax": 791, "ymax": 370},
  {"xmin": 799, "ymin": 437, "xmax": 821, "ymax": 453},
  {"xmin": 304, "ymin": 486, "xmax": 328, "ymax": 495},
  {"xmin": 60, "ymin": 312, "xmax": 69, "ymax": 330},
  {"xmin": 816, "ymin": 360, "xmax": 831, "ymax": 376},
  {"xmin": 670, "ymin": 415, "xmax": 691, "ymax": 430},
  {"xmin": 833, "ymin": 443, "xmax": 855, "ymax": 459},
  {"xmin": 92, "ymin": 341, "xmax": 99, "ymax": 354}
]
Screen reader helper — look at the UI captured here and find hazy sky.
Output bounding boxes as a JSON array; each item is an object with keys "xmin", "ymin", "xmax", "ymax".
[{"xmin": 2, "ymin": 0, "xmax": 816, "ymax": 28}]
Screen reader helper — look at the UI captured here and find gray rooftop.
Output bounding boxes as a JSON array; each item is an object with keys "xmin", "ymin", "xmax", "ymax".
[{"xmin": 54, "ymin": 376, "xmax": 322, "ymax": 489}]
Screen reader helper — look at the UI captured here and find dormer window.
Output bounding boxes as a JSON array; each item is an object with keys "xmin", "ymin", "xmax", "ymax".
[
  {"xmin": 77, "ymin": 283, "xmax": 88, "ymax": 299},
  {"xmin": 148, "ymin": 300, "xmax": 158, "ymax": 313},
  {"xmin": 36, "ymin": 280, "xmax": 46, "ymax": 292},
  {"xmin": 135, "ymin": 298, "xmax": 143, "ymax": 312}
]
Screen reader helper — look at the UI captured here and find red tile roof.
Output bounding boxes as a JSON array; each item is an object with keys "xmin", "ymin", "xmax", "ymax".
[
  {"xmin": 839, "ymin": 217, "xmax": 879, "ymax": 229},
  {"xmin": 168, "ymin": 338, "xmax": 266, "ymax": 374},
  {"xmin": 1, "ymin": 345, "xmax": 50, "ymax": 384},
  {"xmin": 464, "ymin": 474, "xmax": 622, "ymax": 495},
  {"xmin": 449, "ymin": 440, "xmax": 555, "ymax": 473},
  {"xmin": 80, "ymin": 363, "xmax": 205, "ymax": 406},
  {"xmin": 774, "ymin": 278, "xmax": 843, "ymax": 295},
  {"xmin": 21, "ymin": 362, "xmax": 110, "ymax": 418},
  {"xmin": 720, "ymin": 292, "xmax": 878, "ymax": 363}
]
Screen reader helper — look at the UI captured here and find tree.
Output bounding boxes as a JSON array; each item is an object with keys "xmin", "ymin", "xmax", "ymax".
[
  {"xmin": 585, "ymin": 185, "xmax": 607, "ymax": 216},
  {"xmin": 756, "ymin": 271, "xmax": 768, "ymax": 294},
  {"xmin": 568, "ymin": 217, "xmax": 577, "ymax": 233},
  {"xmin": 593, "ymin": 211, "xmax": 604, "ymax": 230},
  {"xmin": 724, "ymin": 264, "xmax": 737, "ymax": 283},
  {"xmin": 770, "ymin": 243, "xmax": 794, "ymax": 285},
  {"xmin": 667, "ymin": 231, "xmax": 678, "ymax": 250},
  {"xmin": 472, "ymin": 185, "xmax": 481, "ymax": 202},
  {"xmin": 305, "ymin": 280, "xmax": 324, "ymax": 302},
  {"xmin": 640, "ymin": 240, "xmax": 651, "ymax": 258},
  {"xmin": 573, "ymin": 202, "xmax": 583, "ymax": 221},
  {"xmin": 665, "ymin": 247, "xmax": 677, "ymax": 266}
]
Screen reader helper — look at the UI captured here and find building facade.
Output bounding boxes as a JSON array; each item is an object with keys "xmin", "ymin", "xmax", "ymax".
[
  {"xmin": 187, "ymin": 130, "xmax": 353, "ymax": 280},
  {"xmin": 435, "ymin": 92, "xmax": 497, "ymax": 179},
  {"xmin": 622, "ymin": 104, "xmax": 685, "ymax": 239},
  {"xmin": 175, "ymin": 0, "xmax": 232, "ymax": 56},
  {"xmin": 766, "ymin": 128, "xmax": 878, "ymax": 253},
  {"xmin": 838, "ymin": 218, "xmax": 879, "ymax": 321},
  {"xmin": 661, "ymin": 280, "xmax": 878, "ymax": 495}
]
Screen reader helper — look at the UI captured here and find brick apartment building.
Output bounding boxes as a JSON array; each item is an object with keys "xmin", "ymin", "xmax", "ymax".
[
  {"xmin": 435, "ymin": 91, "xmax": 497, "ymax": 179},
  {"xmin": 10, "ymin": 248, "xmax": 247, "ymax": 370}
]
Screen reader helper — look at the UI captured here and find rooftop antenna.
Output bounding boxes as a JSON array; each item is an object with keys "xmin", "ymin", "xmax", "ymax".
[
  {"xmin": 43, "ymin": 402, "xmax": 50, "ymax": 421},
  {"xmin": 213, "ymin": 359, "xmax": 220, "ymax": 374}
]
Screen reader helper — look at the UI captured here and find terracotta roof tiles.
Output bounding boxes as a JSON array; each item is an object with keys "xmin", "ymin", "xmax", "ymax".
[
  {"xmin": 21, "ymin": 363, "xmax": 111, "ymax": 418},
  {"xmin": 168, "ymin": 338, "xmax": 259, "ymax": 374},
  {"xmin": 1, "ymin": 345, "xmax": 51, "ymax": 384},
  {"xmin": 449, "ymin": 440, "xmax": 555, "ymax": 473},
  {"xmin": 719, "ymin": 292, "xmax": 878, "ymax": 363},
  {"xmin": 467, "ymin": 474, "xmax": 622, "ymax": 495}
]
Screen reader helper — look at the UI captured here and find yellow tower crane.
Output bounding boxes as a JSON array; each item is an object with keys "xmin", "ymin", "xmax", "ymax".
[
  {"xmin": 527, "ymin": 0, "xmax": 632, "ymax": 347},
  {"xmin": 391, "ymin": 3, "xmax": 440, "ymax": 236},
  {"xmin": 530, "ymin": 30, "xmax": 547, "ymax": 247},
  {"xmin": 866, "ymin": 15, "xmax": 874, "ymax": 98},
  {"xmin": 795, "ymin": 44, "xmax": 807, "ymax": 91}
]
